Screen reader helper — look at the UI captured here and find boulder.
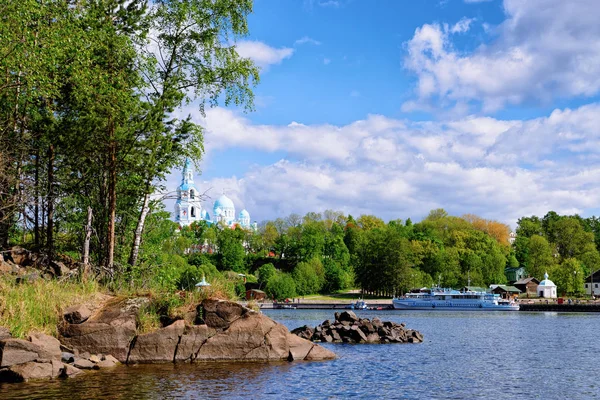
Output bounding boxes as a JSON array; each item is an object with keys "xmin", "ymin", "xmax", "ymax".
[
  {"xmin": 290, "ymin": 325, "xmax": 314, "ymax": 341},
  {"xmin": 200, "ymin": 299, "xmax": 247, "ymax": 330},
  {"xmin": 102, "ymin": 354, "xmax": 120, "ymax": 364},
  {"xmin": 73, "ymin": 358, "xmax": 97, "ymax": 370},
  {"xmin": 366, "ymin": 333, "xmax": 380, "ymax": 343},
  {"xmin": 0, "ymin": 259, "xmax": 12, "ymax": 274},
  {"xmin": 28, "ymin": 332, "xmax": 62, "ymax": 360},
  {"xmin": 337, "ymin": 311, "xmax": 359, "ymax": 323},
  {"xmin": 287, "ymin": 333, "xmax": 315, "ymax": 361},
  {"xmin": 63, "ymin": 304, "xmax": 92, "ymax": 324},
  {"xmin": 50, "ymin": 261, "xmax": 70, "ymax": 277},
  {"xmin": 0, "ymin": 361, "xmax": 56, "ymax": 382},
  {"xmin": 305, "ymin": 344, "xmax": 337, "ymax": 361},
  {"xmin": 61, "ymin": 352, "xmax": 75, "ymax": 363},
  {"xmin": 89, "ymin": 354, "xmax": 101, "ymax": 363},
  {"xmin": 59, "ymin": 299, "xmax": 141, "ymax": 362},
  {"xmin": 0, "ymin": 327, "xmax": 11, "ymax": 340},
  {"xmin": 60, "ymin": 363, "xmax": 83, "ymax": 378},
  {"xmin": 194, "ymin": 306, "xmax": 334, "ymax": 362},
  {"xmin": 9, "ymin": 246, "xmax": 31, "ymax": 266},
  {"xmin": 128, "ymin": 320, "xmax": 185, "ymax": 364},
  {"xmin": 371, "ymin": 317, "xmax": 383, "ymax": 329},
  {"xmin": 0, "ymin": 339, "xmax": 49, "ymax": 367}
]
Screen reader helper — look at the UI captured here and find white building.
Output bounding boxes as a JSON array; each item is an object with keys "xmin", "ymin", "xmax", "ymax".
[
  {"xmin": 174, "ymin": 159, "xmax": 256, "ymax": 230},
  {"xmin": 584, "ymin": 270, "xmax": 600, "ymax": 297},
  {"xmin": 537, "ymin": 272, "xmax": 557, "ymax": 298}
]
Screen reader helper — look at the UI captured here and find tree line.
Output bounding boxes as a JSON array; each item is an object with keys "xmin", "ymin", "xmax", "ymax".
[{"xmin": 178, "ymin": 208, "xmax": 600, "ymax": 299}]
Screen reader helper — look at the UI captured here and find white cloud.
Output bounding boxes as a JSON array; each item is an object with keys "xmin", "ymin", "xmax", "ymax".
[
  {"xmin": 319, "ymin": 1, "xmax": 340, "ymax": 7},
  {"xmin": 167, "ymin": 102, "xmax": 600, "ymax": 226},
  {"xmin": 323, "ymin": 58, "xmax": 331, "ymax": 65},
  {"xmin": 450, "ymin": 18, "xmax": 474, "ymax": 34},
  {"xmin": 235, "ymin": 40, "xmax": 294, "ymax": 69},
  {"xmin": 295, "ymin": 36, "xmax": 322, "ymax": 46},
  {"xmin": 404, "ymin": 0, "xmax": 600, "ymax": 112}
]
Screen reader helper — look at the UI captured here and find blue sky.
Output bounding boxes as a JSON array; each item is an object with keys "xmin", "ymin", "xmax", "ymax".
[{"xmin": 165, "ymin": 0, "xmax": 600, "ymax": 227}]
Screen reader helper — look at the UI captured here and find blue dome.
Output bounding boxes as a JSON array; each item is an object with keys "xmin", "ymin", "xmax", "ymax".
[
  {"xmin": 239, "ymin": 209, "xmax": 250, "ymax": 218},
  {"xmin": 214, "ymin": 195, "xmax": 235, "ymax": 210}
]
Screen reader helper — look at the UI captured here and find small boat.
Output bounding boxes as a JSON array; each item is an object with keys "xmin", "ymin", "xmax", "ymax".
[
  {"xmin": 279, "ymin": 304, "xmax": 296, "ymax": 309},
  {"xmin": 347, "ymin": 299, "xmax": 368, "ymax": 310},
  {"xmin": 392, "ymin": 288, "xmax": 519, "ymax": 311}
]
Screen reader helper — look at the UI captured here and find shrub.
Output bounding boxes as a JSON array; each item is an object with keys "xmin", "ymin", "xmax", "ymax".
[
  {"xmin": 257, "ymin": 263, "xmax": 276, "ymax": 286},
  {"xmin": 265, "ymin": 272, "xmax": 297, "ymax": 300}
]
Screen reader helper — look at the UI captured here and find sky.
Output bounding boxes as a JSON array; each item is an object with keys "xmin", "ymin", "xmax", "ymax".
[{"xmin": 164, "ymin": 0, "xmax": 600, "ymax": 228}]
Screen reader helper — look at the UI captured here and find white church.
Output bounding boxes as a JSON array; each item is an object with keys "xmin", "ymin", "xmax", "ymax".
[{"xmin": 174, "ymin": 159, "xmax": 256, "ymax": 230}]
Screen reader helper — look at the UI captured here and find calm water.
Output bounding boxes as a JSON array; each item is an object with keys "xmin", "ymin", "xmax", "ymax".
[{"xmin": 1, "ymin": 310, "xmax": 598, "ymax": 399}]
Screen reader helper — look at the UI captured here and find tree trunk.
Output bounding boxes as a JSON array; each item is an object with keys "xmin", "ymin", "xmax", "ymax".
[
  {"xmin": 46, "ymin": 144, "xmax": 55, "ymax": 261},
  {"xmin": 105, "ymin": 120, "xmax": 116, "ymax": 275},
  {"xmin": 34, "ymin": 148, "xmax": 40, "ymax": 248},
  {"xmin": 82, "ymin": 206, "xmax": 93, "ymax": 274},
  {"xmin": 128, "ymin": 190, "xmax": 150, "ymax": 268}
]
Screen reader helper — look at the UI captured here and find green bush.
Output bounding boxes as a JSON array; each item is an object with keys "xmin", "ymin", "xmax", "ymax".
[
  {"xmin": 257, "ymin": 263, "xmax": 276, "ymax": 286},
  {"xmin": 265, "ymin": 272, "xmax": 297, "ymax": 300},
  {"xmin": 293, "ymin": 258, "xmax": 325, "ymax": 295}
]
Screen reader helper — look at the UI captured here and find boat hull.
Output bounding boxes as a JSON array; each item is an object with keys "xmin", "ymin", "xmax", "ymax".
[{"xmin": 392, "ymin": 299, "xmax": 519, "ymax": 311}]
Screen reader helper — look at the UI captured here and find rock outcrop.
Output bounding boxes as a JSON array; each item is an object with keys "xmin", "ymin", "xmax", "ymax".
[
  {"xmin": 0, "ymin": 330, "xmax": 83, "ymax": 382},
  {"xmin": 59, "ymin": 298, "xmax": 335, "ymax": 365},
  {"xmin": 59, "ymin": 298, "xmax": 144, "ymax": 362},
  {"xmin": 0, "ymin": 246, "xmax": 81, "ymax": 280},
  {"xmin": 0, "ymin": 324, "xmax": 121, "ymax": 383},
  {"xmin": 1, "ymin": 297, "xmax": 335, "ymax": 383},
  {"xmin": 292, "ymin": 311, "xmax": 424, "ymax": 344}
]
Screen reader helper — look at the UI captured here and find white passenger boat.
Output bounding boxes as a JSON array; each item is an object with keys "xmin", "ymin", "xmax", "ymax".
[{"xmin": 393, "ymin": 288, "xmax": 519, "ymax": 311}]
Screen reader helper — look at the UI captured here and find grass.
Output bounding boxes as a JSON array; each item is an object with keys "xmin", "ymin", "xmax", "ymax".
[
  {"xmin": 0, "ymin": 269, "xmax": 242, "ymax": 338},
  {"xmin": 0, "ymin": 276, "xmax": 103, "ymax": 339}
]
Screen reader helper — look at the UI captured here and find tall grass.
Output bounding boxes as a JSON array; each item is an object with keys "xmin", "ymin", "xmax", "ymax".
[{"xmin": 0, "ymin": 276, "xmax": 102, "ymax": 338}]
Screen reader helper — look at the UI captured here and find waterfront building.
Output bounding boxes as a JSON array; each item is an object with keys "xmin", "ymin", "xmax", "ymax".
[
  {"xmin": 505, "ymin": 266, "xmax": 526, "ymax": 284},
  {"xmin": 514, "ymin": 277, "xmax": 539, "ymax": 297},
  {"xmin": 174, "ymin": 160, "xmax": 257, "ymax": 230},
  {"xmin": 584, "ymin": 270, "xmax": 600, "ymax": 297},
  {"xmin": 537, "ymin": 272, "xmax": 557, "ymax": 298},
  {"xmin": 490, "ymin": 285, "xmax": 521, "ymax": 299}
]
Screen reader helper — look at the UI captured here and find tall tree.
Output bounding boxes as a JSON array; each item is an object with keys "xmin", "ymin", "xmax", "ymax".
[{"xmin": 127, "ymin": 0, "xmax": 259, "ymax": 267}]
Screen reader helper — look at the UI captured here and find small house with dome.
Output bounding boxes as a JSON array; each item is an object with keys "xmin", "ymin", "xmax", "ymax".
[
  {"xmin": 537, "ymin": 272, "xmax": 557, "ymax": 298},
  {"xmin": 174, "ymin": 160, "xmax": 257, "ymax": 230}
]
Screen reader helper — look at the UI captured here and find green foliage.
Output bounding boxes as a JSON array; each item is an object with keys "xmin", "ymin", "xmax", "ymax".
[
  {"xmin": 216, "ymin": 227, "xmax": 246, "ymax": 272},
  {"xmin": 552, "ymin": 258, "xmax": 585, "ymax": 296},
  {"xmin": 257, "ymin": 263, "xmax": 276, "ymax": 286},
  {"xmin": 265, "ymin": 272, "xmax": 297, "ymax": 300},
  {"xmin": 293, "ymin": 258, "xmax": 325, "ymax": 296}
]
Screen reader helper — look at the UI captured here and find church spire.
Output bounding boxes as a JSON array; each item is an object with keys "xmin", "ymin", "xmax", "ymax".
[{"xmin": 182, "ymin": 158, "xmax": 194, "ymax": 185}]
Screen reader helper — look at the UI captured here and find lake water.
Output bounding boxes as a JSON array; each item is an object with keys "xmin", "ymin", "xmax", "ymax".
[{"xmin": 1, "ymin": 309, "xmax": 598, "ymax": 399}]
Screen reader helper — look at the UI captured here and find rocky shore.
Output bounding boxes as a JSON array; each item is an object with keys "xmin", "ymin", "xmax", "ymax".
[
  {"xmin": 291, "ymin": 311, "xmax": 423, "ymax": 344},
  {"xmin": 0, "ymin": 298, "xmax": 335, "ymax": 383}
]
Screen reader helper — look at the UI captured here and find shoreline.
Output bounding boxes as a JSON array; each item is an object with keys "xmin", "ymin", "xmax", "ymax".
[{"xmin": 254, "ymin": 300, "xmax": 600, "ymax": 312}]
